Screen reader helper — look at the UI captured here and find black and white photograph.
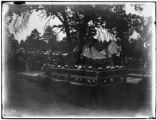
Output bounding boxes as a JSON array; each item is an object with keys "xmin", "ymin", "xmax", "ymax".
[{"xmin": 1, "ymin": 1, "xmax": 156, "ymax": 118}]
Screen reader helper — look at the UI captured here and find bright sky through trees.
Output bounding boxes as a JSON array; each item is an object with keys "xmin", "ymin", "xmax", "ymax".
[{"xmin": 5, "ymin": 3, "xmax": 155, "ymax": 42}]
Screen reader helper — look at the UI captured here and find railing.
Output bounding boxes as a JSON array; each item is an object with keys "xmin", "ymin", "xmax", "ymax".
[{"xmin": 43, "ymin": 65, "xmax": 128, "ymax": 87}]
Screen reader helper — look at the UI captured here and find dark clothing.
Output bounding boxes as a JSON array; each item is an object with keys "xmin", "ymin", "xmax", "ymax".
[{"xmin": 112, "ymin": 54, "xmax": 121, "ymax": 66}]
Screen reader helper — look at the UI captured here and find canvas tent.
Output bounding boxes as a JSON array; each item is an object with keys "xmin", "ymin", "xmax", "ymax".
[
  {"xmin": 82, "ymin": 45, "xmax": 106, "ymax": 60},
  {"xmin": 100, "ymin": 49, "xmax": 107, "ymax": 56},
  {"xmin": 94, "ymin": 26, "xmax": 116, "ymax": 42},
  {"xmin": 74, "ymin": 25, "xmax": 120, "ymax": 60},
  {"xmin": 107, "ymin": 41, "xmax": 121, "ymax": 57},
  {"xmin": 81, "ymin": 42, "xmax": 121, "ymax": 60}
]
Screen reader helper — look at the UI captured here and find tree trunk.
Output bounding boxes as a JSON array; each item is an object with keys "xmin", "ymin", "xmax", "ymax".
[
  {"xmin": 54, "ymin": 10, "xmax": 72, "ymax": 53},
  {"xmin": 65, "ymin": 27, "xmax": 72, "ymax": 52},
  {"xmin": 62, "ymin": 13, "xmax": 72, "ymax": 53},
  {"xmin": 78, "ymin": 17, "xmax": 90, "ymax": 55},
  {"xmin": 120, "ymin": 34, "xmax": 129, "ymax": 64}
]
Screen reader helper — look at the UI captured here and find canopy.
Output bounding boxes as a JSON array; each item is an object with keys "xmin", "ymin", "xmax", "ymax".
[
  {"xmin": 100, "ymin": 49, "xmax": 107, "ymax": 56},
  {"xmin": 94, "ymin": 26, "xmax": 116, "ymax": 42},
  {"xmin": 82, "ymin": 45, "xmax": 106, "ymax": 60},
  {"xmin": 107, "ymin": 41, "xmax": 121, "ymax": 57}
]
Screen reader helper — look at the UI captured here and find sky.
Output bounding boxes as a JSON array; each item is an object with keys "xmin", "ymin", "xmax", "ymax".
[{"xmin": 5, "ymin": 2, "xmax": 155, "ymax": 43}]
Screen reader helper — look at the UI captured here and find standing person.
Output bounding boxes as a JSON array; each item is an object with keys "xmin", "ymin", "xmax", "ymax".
[
  {"xmin": 116, "ymin": 45, "xmax": 122, "ymax": 65},
  {"xmin": 143, "ymin": 41, "xmax": 151, "ymax": 70},
  {"xmin": 120, "ymin": 46, "xmax": 128, "ymax": 65},
  {"xmin": 16, "ymin": 48, "xmax": 26, "ymax": 72},
  {"xmin": 25, "ymin": 50, "xmax": 30, "ymax": 72},
  {"xmin": 25, "ymin": 59, "xmax": 30, "ymax": 72},
  {"xmin": 107, "ymin": 40, "xmax": 122, "ymax": 66}
]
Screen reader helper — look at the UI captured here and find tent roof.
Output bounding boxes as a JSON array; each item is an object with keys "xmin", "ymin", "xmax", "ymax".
[
  {"xmin": 94, "ymin": 26, "xmax": 116, "ymax": 42},
  {"xmin": 82, "ymin": 45, "xmax": 106, "ymax": 60},
  {"xmin": 107, "ymin": 41, "xmax": 121, "ymax": 55}
]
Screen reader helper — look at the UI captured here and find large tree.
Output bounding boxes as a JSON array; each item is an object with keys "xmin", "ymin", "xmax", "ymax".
[
  {"xmin": 6, "ymin": 3, "xmax": 153, "ymax": 59},
  {"xmin": 36, "ymin": 5, "xmax": 73, "ymax": 52}
]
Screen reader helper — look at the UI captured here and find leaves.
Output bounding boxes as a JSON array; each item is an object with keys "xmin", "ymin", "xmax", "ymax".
[{"xmin": 7, "ymin": 3, "xmax": 153, "ymax": 55}]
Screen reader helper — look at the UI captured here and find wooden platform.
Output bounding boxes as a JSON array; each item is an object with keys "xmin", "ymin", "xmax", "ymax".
[
  {"xmin": 18, "ymin": 72, "xmax": 144, "ymax": 84},
  {"xmin": 43, "ymin": 65, "xmax": 128, "ymax": 86},
  {"xmin": 17, "ymin": 67, "xmax": 152, "ymax": 86}
]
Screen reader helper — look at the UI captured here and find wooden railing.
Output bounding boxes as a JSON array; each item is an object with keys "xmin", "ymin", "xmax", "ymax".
[{"xmin": 43, "ymin": 65, "xmax": 128, "ymax": 86}]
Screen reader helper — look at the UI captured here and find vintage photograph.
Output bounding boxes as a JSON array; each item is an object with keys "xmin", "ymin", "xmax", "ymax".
[{"xmin": 2, "ymin": 1, "xmax": 156, "ymax": 118}]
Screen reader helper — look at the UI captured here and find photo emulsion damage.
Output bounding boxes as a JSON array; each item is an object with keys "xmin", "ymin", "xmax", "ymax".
[{"xmin": 2, "ymin": 1, "xmax": 156, "ymax": 118}]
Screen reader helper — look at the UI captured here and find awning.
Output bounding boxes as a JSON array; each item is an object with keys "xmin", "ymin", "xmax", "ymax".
[
  {"xmin": 82, "ymin": 46, "xmax": 106, "ymax": 60},
  {"xmin": 94, "ymin": 26, "xmax": 116, "ymax": 42}
]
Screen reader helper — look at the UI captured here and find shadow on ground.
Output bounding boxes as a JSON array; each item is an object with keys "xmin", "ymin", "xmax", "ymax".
[{"xmin": 3, "ymin": 72, "xmax": 152, "ymax": 118}]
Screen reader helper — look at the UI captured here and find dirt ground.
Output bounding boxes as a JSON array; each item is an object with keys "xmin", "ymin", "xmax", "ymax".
[{"xmin": 2, "ymin": 71, "xmax": 153, "ymax": 118}]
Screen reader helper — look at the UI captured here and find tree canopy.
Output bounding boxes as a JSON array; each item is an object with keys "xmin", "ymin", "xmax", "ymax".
[
  {"xmin": 42, "ymin": 26, "xmax": 57, "ymax": 51},
  {"xmin": 6, "ymin": 3, "xmax": 153, "ymax": 57}
]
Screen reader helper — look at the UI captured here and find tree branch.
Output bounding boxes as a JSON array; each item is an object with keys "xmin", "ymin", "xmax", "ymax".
[
  {"xmin": 54, "ymin": 13, "xmax": 64, "ymax": 23},
  {"xmin": 52, "ymin": 25, "xmax": 64, "ymax": 29},
  {"xmin": 44, "ymin": 16, "xmax": 52, "ymax": 30}
]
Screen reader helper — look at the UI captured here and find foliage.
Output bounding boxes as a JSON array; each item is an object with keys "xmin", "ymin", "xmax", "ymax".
[
  {"xmin": 42, "ymin": 26, "xmax": 57, "ymax": 50},
  {"xmin": 7, "ymin": 33, "xmax": 19, "ymax": 56},
  {"xmin": 24, "ymin": 29, "xmax": 48, "ymax": 51},
  {"xmin": 6, "ymin": 4, "xmax": 34, "ymax": 33},
  {"xmin": 6, "ymin": 3, "xmax": 153, "ymax": 58}
]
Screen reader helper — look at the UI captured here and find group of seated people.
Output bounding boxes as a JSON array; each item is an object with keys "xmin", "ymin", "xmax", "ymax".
[
  {"xmin": 12, "ymin": 46, "xmax": 124, "ymax": 72},
  {"xmin": 47, "ymin": 52, "xmax": 123, "ymax": 70}
]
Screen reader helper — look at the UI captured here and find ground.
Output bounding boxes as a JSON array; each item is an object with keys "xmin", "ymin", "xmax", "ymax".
[{"xmin": 2, "ymin": 71, "xmax": 153, "ymax": 118}]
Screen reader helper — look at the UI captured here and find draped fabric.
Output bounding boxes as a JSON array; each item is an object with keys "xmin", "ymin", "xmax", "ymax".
[
  {"xmin": 76, "ymin": 41, "xmax": 121, "ymax": 60},
  {"xmin": 81, "ymin": 41, "xmax": 121, "ymax": 60},
  {"xmin": 82, "ymin": 46, "xmax": 106, "ymax": 60},
  {"xmin": 100, "ymin": 49, "xmax": 107, "ymax": 56},
  {"xmin": 94, "ymin": 26, "xmax": 116, "ymax": 42},
  {"xmin": 107, "ymin": 41, "xmax": 121, "ymax": 57}
]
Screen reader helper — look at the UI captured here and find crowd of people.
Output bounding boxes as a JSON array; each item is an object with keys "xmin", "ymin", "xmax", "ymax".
[
  {"xmin": 9, "ymin": 48, "xmax": 49, "ymax": 72},
  {"xmin": 8, "ymin": 43, "xmax": 149, "ymax": 72},
  {"xmin": 9, "ymin": 48, "xmax": 77, "ymax": 72}
]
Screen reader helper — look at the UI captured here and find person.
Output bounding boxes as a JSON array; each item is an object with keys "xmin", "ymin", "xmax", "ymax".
[
  {"xmin": 143, "ymin": 41, "xmax": 151, "ymax": 70},
  {"xmin": 15, "ymin": 48, "xmax": 26, "ymax": 72},
  {"xmin": 25, "ymin": 59, "xmax": 30, "ymax": 72},
  {"xmin": 107, "ymin": 41, "xmax": 122, "ymax": 66},
  {"xmin": 56, "ymin": 53, "xmax": 63, "ymax": 66}
]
